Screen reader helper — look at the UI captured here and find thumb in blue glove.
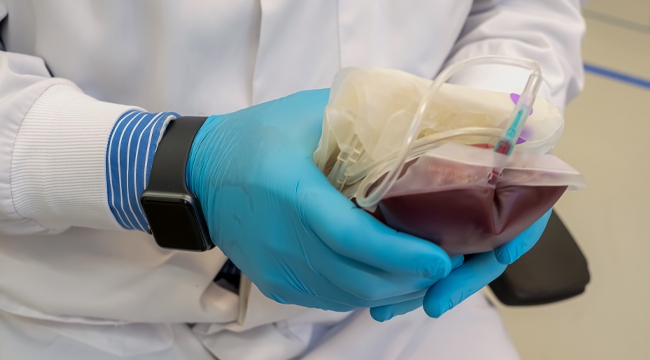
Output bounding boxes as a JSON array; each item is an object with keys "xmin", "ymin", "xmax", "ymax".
[{"xmin": 187, "ymin": 89, "xmax": 453, "ymax": 311}]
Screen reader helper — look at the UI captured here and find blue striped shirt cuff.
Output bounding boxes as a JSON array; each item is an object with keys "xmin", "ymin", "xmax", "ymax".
[{"xmin": 106, "ymin": 110, "xmax": 179, "ymax": 231}]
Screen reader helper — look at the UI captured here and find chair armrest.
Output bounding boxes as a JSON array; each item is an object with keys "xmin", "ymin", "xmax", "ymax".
[{"xmin": 489, "ymin": 210, "xmax": 590, "ymax": 306}]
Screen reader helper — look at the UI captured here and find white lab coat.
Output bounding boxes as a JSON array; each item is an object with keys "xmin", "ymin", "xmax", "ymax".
[{"xmin": 0, "ymin": 1, "xmax": 585, "ymax": 359}]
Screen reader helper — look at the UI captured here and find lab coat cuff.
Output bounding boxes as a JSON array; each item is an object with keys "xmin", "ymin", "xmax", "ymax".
[{"xmin": 11, "ymin": 84, "xmax": 142, "ymax": 232}]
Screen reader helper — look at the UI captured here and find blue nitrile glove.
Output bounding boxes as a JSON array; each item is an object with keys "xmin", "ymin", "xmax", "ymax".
[
  {"xmin": 187, "ymin": 89, "xmax": 453, "ymax": 311},
  {"xmin": 369, "ymin": 210, "xmax": 552, "ymax": 321}
]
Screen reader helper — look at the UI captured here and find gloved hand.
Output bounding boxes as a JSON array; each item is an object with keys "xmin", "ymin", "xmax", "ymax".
[
  {"xmin": 187, "ymin": 89, "xmax": 453, "ymax": 311},
  {"xmin": 369, "ymin": 210, "xmax": 552, "ymax": 321}
]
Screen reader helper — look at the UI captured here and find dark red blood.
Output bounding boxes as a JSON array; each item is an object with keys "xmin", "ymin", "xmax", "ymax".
[{"xmin": 367, "ymin": 186, "xmax": 566, "ymax": 256}]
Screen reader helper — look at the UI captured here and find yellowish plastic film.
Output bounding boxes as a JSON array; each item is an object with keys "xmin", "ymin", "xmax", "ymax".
[{"xmin": 319, "ymin": 56, "xmax": 541, "ymax": 208}]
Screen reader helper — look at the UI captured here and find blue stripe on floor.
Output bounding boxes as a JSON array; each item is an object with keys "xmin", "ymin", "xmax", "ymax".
[{"xmin": 584, "ymin": 63, "xmax": 650, "ymax": 90}]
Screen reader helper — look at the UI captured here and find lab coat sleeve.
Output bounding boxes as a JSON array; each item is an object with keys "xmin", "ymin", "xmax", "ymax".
[
  {"xmin": 0, "ymin": 50, "xmax": 141, "ymax": 235},
  {"xmin": 445, "ymin": 0, "xmax": 585, "ymax": 110}
]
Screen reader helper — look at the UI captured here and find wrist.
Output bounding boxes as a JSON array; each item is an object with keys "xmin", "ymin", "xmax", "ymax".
[
  {"xmin": 140, "ymin": 116, "xmax": 212, "ymax": 251},
  {"xmin": 186, "ymin": 115, "xmax": 223, "ymax": 199}
]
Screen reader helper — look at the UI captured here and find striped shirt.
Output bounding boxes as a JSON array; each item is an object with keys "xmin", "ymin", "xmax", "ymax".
[
  {"xmin": 106, "ymin": 110, "xmax": 178, "ymax": 231},
  {"xmin": 106, "ymin": 110, "xmax": 241, "ymax": 287}
]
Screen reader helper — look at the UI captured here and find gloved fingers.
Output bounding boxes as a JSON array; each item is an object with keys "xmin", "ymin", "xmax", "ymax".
[
  {"xmin": 259, "ymin": 285, "xmax": 357, "ymax": 313},
  {"xmin": 333, "ymin": 208, "xmax": 452, "ymax": 278},
  {"xmin": 370, "ymin": 297, "xmax": 423, "ymax": 322},
  {"xmin": 367, "ymin": 255, "xmax": 466, "ymax": 322},
  {"xmin": 300, "ymin": 174, "xmax": 451, "ymax": 279},
  {"xmin": 360, "ymin": 288, "xmax": 429, "ymax": 309},
  {"xmin": 450, "ymin": 255, "xmax": 464, "ymax": 270},
  {"xmin": 316, "ymin": 286, "xmax": 429, "ymax": 310},
  {"xmin": 368, "ymin": 255, "xmax": 465, "ymax": 322},
  {"xmin": 494, "ymin": 209, "xmax": 552, "ymax": 265},
  {"xmin": 314, "ymin": 251, "xmax": 438, "ymax": 302},
  {"xmin": 264, "ymin": 263, "xmax": 429, "ymax": 310},
  {"xmin": 423, "ymin": 251, "xmax": 507, "ymax": 318}
]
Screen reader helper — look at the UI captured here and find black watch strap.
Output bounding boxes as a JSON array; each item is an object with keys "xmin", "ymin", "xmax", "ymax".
[{"xmin": 141, "ymin": 116, "xmax": 214, "ymax": 251}]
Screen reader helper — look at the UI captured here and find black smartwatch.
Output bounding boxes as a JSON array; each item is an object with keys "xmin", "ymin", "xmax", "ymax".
[{"xmin": 140, "ymin": 116, "xmax": 214, "ymax": 251}]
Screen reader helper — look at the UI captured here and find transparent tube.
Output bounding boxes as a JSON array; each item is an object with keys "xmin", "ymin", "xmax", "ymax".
[
  {"xmin": 349, "ymin": 127, "xmax": 503, "ymax": 186},
  {"xmin": 355, "ymin": 55, "xmax": 542, "ymax": 208}
]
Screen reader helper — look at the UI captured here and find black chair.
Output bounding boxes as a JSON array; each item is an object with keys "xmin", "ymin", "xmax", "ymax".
[{"xmin": 489, "ymin": 210, "xmax": 591, "ymax": 306}]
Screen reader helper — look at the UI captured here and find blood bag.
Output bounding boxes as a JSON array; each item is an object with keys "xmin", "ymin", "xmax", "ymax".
[{"xmin": 314, "ymin": 56, "xmax": 585, "ymax": 255}]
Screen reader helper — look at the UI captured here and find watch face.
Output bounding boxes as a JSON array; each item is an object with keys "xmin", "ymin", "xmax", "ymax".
[{"xmin": 141, "ymin": 195, "xmax": 214, "ymax": 251}]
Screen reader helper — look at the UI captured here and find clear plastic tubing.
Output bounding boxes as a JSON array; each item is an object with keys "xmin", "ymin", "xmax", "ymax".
[{"xmin": 355, "ymin": 55, "xmax": 542, "ymax": 209}]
